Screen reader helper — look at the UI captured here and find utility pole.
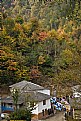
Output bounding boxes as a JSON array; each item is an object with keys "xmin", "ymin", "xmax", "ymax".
[{"xmin": 0, "ymin": 0, "xmax": 3, "ymax": 31}]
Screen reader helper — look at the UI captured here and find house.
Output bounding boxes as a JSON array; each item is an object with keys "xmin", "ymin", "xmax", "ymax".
[
  {"xmin": 22, "ymin": 91, "xmax": 51, "ymax": 120},
  {"xmin": 9, "ymin": 80, "xmax": 50, "ymax": 95},
  {"xmin": 1, "ymin": 81, "xmax": 52, "ymax": 120},
  {"xmin": 65, "ymin": 85, "xmax": 81, "ymax": 120},
  {"xmin": 71, "ymin": 85, "xmax": 81, "ymax": 93},
  {"xmin": 1, "ymin": 91, "xmax": 51, "ymax": 120},
  {"xmin": 69, "ymin": 85, "xmax": 81, "ymax": 120},
  {"xmin": 1, "ymin": 91, "xmax": 25, "ymax": 113},
  {"xmin": 70, "ymin": 97, "xmax": 81, "ymax": 119}
]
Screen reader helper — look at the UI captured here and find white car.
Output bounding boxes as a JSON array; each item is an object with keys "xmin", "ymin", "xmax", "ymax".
[{"xmin": 1, "ymin": 113, "xmax": 10, "ymax": 119}]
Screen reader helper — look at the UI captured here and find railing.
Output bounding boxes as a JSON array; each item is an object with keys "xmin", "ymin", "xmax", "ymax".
[{"xmin": 1, "ymin": 106, "xmax": 14, "ymax": 112}]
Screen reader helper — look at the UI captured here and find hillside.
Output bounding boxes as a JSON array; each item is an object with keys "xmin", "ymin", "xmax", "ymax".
[{"xmin": 0, "ymin": 0, "xmax": 81, "ymax": 96}]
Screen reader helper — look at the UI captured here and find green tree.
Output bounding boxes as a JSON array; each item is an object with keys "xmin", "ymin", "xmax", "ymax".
[{"xmin": 10, "ymin": 108, "xmax": 31, "ymax": 121}]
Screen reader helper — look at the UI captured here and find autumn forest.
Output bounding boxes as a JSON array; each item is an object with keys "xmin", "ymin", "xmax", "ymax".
[{"xmin": 0, "ymin": 0, "xmax": 81, "ymax": 95}]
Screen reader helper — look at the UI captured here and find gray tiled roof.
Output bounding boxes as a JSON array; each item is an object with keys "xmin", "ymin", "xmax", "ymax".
[
  {"xmin": 2, "ymin": 92, "xmax": 51, "ymax": 104},
  {"xmin": 72, "ymin": 85, "xmax": 81, "ymax": 92},
  {"xmin": 22, "ymin": 91, "xmax": 51, "ymax": 102},
  {"xmin": 9, "ymin": 81, "xmax": 44, "ymax": 91},
  {"xmin": 70, "ymin": 97, "xmax": 81, "ymax": 109},
  {"xmin": 2, "ymin": 96, "xmax": 24, "ymax": 104}
]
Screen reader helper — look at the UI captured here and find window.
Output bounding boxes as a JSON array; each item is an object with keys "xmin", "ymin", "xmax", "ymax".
[
  {"xmin": 43, "ymin": 100, "xmax": 46, "ymax": 105},
  {"xmin": 42, "ymin": 110, "xmax": 44, "ymax": 116}
]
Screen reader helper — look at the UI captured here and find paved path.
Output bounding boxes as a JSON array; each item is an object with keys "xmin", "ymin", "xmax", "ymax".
[{"xmin": 42, "ymin": 112, "xmax": 65, "ymax": 121}]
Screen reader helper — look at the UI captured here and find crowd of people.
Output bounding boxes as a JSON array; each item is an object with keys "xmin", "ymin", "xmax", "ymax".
[
  {"xmin": 50, "ymin": 96, "xmax": 70, "ymax": 111},
  {"xmin": 50, "ymin": 96, "xmax": 74, "ymax": 120}
]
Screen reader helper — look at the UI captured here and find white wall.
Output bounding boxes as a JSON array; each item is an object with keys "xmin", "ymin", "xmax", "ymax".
[
  {"xmin": 32, "ymin": 99, "xmax": 51, "ymax": 114},
  {"xmin": 32, "ymin": 104, "xmax": 38, "ymax": 114},
  {"xmin": 38, "ymin": 89, "xmax": 50, "ymax": 95},
  {"xmin": 38, "ymin": 99, "xmax": 51, "ymax": 114}
]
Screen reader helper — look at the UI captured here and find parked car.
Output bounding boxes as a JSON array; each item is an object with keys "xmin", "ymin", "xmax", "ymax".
[{"xmin": 1, "ymin": 113, "xmax": 10, "ymax": 119}]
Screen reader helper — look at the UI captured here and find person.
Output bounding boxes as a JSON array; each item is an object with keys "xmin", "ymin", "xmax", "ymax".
[{"xmin": 64, "ymin": 112, "xmax": 68, "ymax": 120}]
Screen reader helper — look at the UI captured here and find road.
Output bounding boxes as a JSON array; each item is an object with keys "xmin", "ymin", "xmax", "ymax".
[{"xmin": 42, "ymin": 112, "xmax": 65, "ymax": 121}]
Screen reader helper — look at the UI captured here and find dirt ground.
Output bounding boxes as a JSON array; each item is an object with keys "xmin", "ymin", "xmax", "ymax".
[{"xmin": 42, "ymin": 112, "xmax": 65, "ymax": 121}]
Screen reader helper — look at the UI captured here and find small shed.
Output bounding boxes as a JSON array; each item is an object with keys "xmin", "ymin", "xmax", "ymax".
[{"xmin": 70, "ymin": 97, "xmax": 81, "ymax": 119}]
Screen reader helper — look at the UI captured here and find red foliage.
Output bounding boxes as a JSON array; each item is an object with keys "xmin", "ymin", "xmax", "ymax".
[
  {"xmin": 30, "ymin": 66, "xmax": 41, "ymax": 79},
  {"xmin": 38, "ymin": 31, "xmax": 47, "ymax": 41}
]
